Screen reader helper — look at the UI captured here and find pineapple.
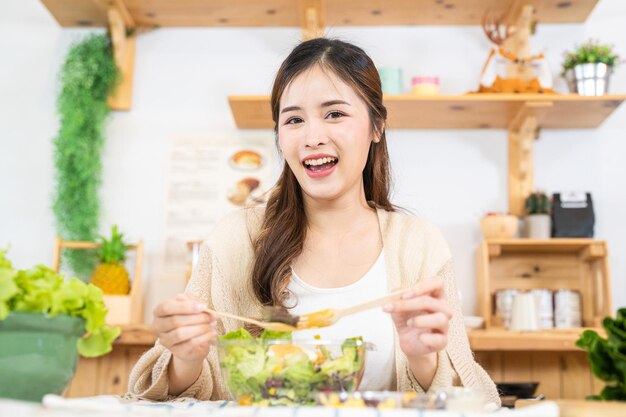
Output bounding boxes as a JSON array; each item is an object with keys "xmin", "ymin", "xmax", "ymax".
[{"xmin": 91, "ymin": 225, "xmax": 130, "ymax": 295}]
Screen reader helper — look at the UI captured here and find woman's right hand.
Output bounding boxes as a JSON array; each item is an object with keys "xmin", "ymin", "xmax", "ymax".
[{"xmin": 152, "ymin": 293, "xmax": 218, "ymax": 363}]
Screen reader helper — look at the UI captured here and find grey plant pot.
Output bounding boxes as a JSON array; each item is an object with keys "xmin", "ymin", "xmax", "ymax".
[
  {"xmin": 525, "ymin": 214, "xmax": 551, "ymax": 239},
  {"xmin": 565, "ymin": 63, "xmax": 611, "ymax": 96}
]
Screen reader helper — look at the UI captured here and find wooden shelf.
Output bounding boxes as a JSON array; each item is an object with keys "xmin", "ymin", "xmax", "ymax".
[
  {"xmin": 113, "ymin": 324, "xmax": 155, "ymax": 346},
  {"xmin": 484, "ymin": 238, "xmax": 608, "ymax": 255},
  {"xmin": 41, "ymin": 0, "xmax": 600, "ymax": 28},
  {"xmin": 468, "ymin": 327, "xmax": 603, "ymax": 351},
  {"xmin": 229, "ymin": 94, "xmax": 626, "ymax": 129}
]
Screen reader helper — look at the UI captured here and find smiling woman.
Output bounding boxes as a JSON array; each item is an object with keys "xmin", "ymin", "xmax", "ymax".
[
  {"xmin": 278, "ymin": 66, "xmax": 376, "ymax": 195},
  {"xmin": 128, "ymin": 38, "xmax": 500, "ymax": 406}
]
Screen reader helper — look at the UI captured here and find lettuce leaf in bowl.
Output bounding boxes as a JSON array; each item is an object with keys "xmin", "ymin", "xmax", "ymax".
[
  {"xmin": 218, "ymin": 328, "xmax": 365, "ymax": 405},
  {"xmin": 0, "ymin": 248, "xmax": 120, "ymax": 357}
]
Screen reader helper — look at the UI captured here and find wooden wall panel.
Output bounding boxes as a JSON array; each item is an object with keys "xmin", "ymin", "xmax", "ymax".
[
  {"xmin": 64, "ymin": 356, "xmax": 100, "ymax": 397},
  {"xmin": 502, "ymin": 352, "xmax": 532, "ymax": 382},
  {"xmin": 474, "ymin": 351, "xmax": 597, "ymax": 400},
  {"xmin": 531, "ymin": 352, "xmax": 560, "ymax": 399},
  {"xmin": 561, "ymin": 352, "xmax": 594, "ymax": 399},
  {"xmin": 98, "ymin": 348, "xmax": 129, "ymax": 395},
  {"xmin": 475, "ymin": 351, "xmax": 504, "ymax": 382}
]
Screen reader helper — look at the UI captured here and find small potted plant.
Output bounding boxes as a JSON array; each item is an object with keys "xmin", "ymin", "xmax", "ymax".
[
  {"xmin": 562, "ymin": 39, "xmax": 622, "ymax": 96},
  {"xmin": 524, "ymin": 191, "xmax": 551, "ymax": 239},
  {"xmin": 0, "ymin": 248, "xmax": 120, "ymax": 402}
]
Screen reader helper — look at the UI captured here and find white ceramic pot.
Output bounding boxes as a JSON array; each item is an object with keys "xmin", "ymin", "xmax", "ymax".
[
  {"xmin": 565, "ymin": 62, "xmax": 611, "ymax": 96},
  {"xmin": 525, "ymin": 214, "xmax": 551, "ymax": 239}
]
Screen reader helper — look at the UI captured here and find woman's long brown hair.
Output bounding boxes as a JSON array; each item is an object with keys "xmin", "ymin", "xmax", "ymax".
[{"xmin": 251, "ymin": 38, "xmax": 395, "ymax": 308}]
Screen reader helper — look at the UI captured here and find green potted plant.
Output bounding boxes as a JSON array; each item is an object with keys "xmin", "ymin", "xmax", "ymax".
[
  {"xmin": 524, "ymin": 191, "xmax": 551, "ymax": 239},
  {"xmin": 576, "ymin": 308, "xmax": 626, "ymax": 401},
  {"xmin": 562, "ymin": 39, "xmax": 622, "ymax": 96},
  {"xmin": 0, "ymin": 248, "xmax": 120, "ymax": 402}
]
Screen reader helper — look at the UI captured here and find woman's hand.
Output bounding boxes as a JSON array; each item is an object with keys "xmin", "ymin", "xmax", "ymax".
[
  {"xmin": 152, "ymin": 293, "xmax": 217, "ymax": 363},
  {"xmin": 384, "ymin": 276, "xmax": 453, "ymax": 359}
]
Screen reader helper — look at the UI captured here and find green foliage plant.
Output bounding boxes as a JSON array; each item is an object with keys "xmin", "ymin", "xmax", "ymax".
[
  {"xmin": 53, "ymin": 34, "xmax": 118, "ymax": 279},
  {"xmin": 562, "ymin": 39, "xmax": 622, "ymax": 76},
  {"xmin": 525, "ymin": 191, "xmax": 551, "ymax": 215},
  {"xmin": 576, "ymin": 308, "xmax": 626, "ymax": 401},
  {"xmin": 0, "ymin": 248, "xmax": 120, "ymax": 357}
]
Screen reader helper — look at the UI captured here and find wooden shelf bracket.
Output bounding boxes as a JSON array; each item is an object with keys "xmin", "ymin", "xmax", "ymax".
[
  {"xmin": 508, "ymin": 101, "xmax": 553, "ymax": 216},
  {"xmin": 103, "ymin": 0, "xmax": 137, "ymax": 110},
  {"xmin": 503, "ymin": 3, "xmax": 536, "ymax": 79},
  {"xmin": 299, "ymin": 0, "xmax": 325, "ymax": 41}
]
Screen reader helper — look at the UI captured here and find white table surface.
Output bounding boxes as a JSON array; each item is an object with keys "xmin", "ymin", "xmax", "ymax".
[{"xmin": 0, "ymin": 395, "xmax": 560, "ymax": 417}]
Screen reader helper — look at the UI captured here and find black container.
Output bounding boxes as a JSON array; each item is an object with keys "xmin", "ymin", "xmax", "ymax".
[{"xmin": 496, "ymin": 382, "xmax": 539, "ymax": 399}]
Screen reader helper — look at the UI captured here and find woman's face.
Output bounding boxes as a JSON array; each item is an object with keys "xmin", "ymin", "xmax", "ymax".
[{"xmin": 277, "ymin": 65, "xmax": 379, "ymax": 204}]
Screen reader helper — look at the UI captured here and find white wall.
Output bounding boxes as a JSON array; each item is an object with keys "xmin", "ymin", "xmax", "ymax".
[{"xmin": 1, "ymin": 0, "xmax": 625, "ymax": 318}]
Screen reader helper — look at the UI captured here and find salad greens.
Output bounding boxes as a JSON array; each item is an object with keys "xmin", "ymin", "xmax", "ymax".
[
  {"xmin": 576, "ymin": 308, "xmax": 626, "ymax": 401},
  {"xmin": 218, "ymin": 328, "xmax": 364, "ymax": 406},
  {"xmin": 0, "ymin": 248, "xmax": 120, "ymax": 357}
]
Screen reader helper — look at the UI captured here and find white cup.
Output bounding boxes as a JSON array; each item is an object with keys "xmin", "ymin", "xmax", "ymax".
[{"xmin": 509, "ymin": 292, "xmax": 540, "ymax": 332}]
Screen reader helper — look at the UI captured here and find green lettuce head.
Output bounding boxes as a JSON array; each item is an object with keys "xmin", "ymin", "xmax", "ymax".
[{"xmin": 0, "ymin": 248, "xmax": 120, "ymax": 357}]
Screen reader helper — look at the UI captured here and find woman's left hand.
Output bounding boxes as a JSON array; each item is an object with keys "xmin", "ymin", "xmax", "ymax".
[{"xmin": 384, "ymin": 276, "xmax": 453, "ymax": 359}]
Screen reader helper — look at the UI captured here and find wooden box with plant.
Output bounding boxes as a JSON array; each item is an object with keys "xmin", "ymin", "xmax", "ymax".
[
  {"xmin": 577, "ymin": 308, "xmax": 626, "ymax": 401},
  {"xmin": 562, "ymin": 39, "xmax": 623, "ymax": 96},
  {"xmin": 52, "ymin": 228, "xmax": 144, "ymax": 326},
  {"xmin": 0, "ymin": 248, "xmax": 120, "ymax": 401},
  {"xmin": 524, "ymin": 191, "xmax": 551, "ymax": 239}
]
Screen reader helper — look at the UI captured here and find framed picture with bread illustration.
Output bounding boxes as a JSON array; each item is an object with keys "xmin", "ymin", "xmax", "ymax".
[{"xmin": 162, "ymin": 136, "xmax": 275, "ymax": 278}]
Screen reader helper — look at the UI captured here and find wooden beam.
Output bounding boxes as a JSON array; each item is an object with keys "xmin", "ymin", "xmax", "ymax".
[
  {"xmin": 112, "ymin": 0, "xmax": 134, "ymax": 27},
  {"xmin": 106, "ymin": 2, "xmax": 136, "ymax": 111},
  {"xmin": 42, "ymin": 0, "xmax": 602, "ymax": 28},
  {"xmin": 92, "ymin": 0, "xmax": 135, "ymax": 27},
  {"xmin": 579, "ymin": 243, "xmax": 606, "ymax": 261},
  {"xmin": 507, "ymin": 101, "xmax": 553, "ymax": 216},
  {"xmin": 508, "ymin": 117, "xmax": 535, "ymax": 217},
  {"xmin": 299, "ymin": 0, "xmax": 325, "ymax": 41},
  {"xmin": 503, "ymin": 3, "xmax": 535, "ymax": 80},
  {"xmin": 468, "ymin": 328, "xmax": 602, "ymax": 352},
  {"xmin": 52, "ymin": 236, "xmax": 62, "ymax": 272},
  {"xmin": 488, "ymin": 243, "xmax": 502, "ymax": 257}
]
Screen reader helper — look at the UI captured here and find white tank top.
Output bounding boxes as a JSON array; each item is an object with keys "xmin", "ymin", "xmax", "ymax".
[{"xmin": 286, "ymin": 251, "xmax": 396, "ymax": 391}]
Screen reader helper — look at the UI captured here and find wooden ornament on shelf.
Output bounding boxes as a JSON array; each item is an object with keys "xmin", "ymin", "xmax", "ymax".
[{"xmin": 52, "ymin": 237, "xmax": 145, "ymax": 325}]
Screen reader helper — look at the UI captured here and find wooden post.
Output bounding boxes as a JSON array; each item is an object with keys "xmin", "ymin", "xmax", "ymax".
[
  {"xmin": 508, "ymin": 101, "xmax": 553, "ymax": 216},
  {"xmin": 503, "ymin": 3, "xmax": 535, "ymax": 80},
  {"xmin": 52, "ymin": 236, "xmax": 62, "ymax": 271},
  {"xmin": 299, "ymin": 0, "xmax": 325, "ymax": 41},
  {"xmin": 106, "ymin": 0, "xmax": 136, "ymax": 110}
]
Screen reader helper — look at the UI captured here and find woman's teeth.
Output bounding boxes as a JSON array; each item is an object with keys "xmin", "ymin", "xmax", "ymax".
[{"xmin": 304, "ymin": 157, "xmax": 337, "ymax": 167}]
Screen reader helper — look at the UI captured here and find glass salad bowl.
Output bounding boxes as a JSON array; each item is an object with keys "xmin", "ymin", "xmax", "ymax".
[{"xmin": 217, "ymin": 328, "xmax": 370, "ymax": 406}]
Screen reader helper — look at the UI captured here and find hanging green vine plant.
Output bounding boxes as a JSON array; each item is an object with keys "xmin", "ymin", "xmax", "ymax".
[{"xmin": 53, "ymin": 33, "xmax": 119, "ymax": 279}]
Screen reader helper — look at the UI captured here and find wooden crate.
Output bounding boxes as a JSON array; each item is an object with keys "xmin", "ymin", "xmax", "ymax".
[
  {"xmin": 476, "ymin": 239, "xmax": 612, "ymax": 329},
  {"xmin": 52, "ymin": 237, "xmax": 145, "ymax": 325}
]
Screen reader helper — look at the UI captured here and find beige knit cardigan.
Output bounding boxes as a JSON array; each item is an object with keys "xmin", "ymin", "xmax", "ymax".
[{"xmin": 128, "ymin": 207, "xmax": 500, "ymax": 405}]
